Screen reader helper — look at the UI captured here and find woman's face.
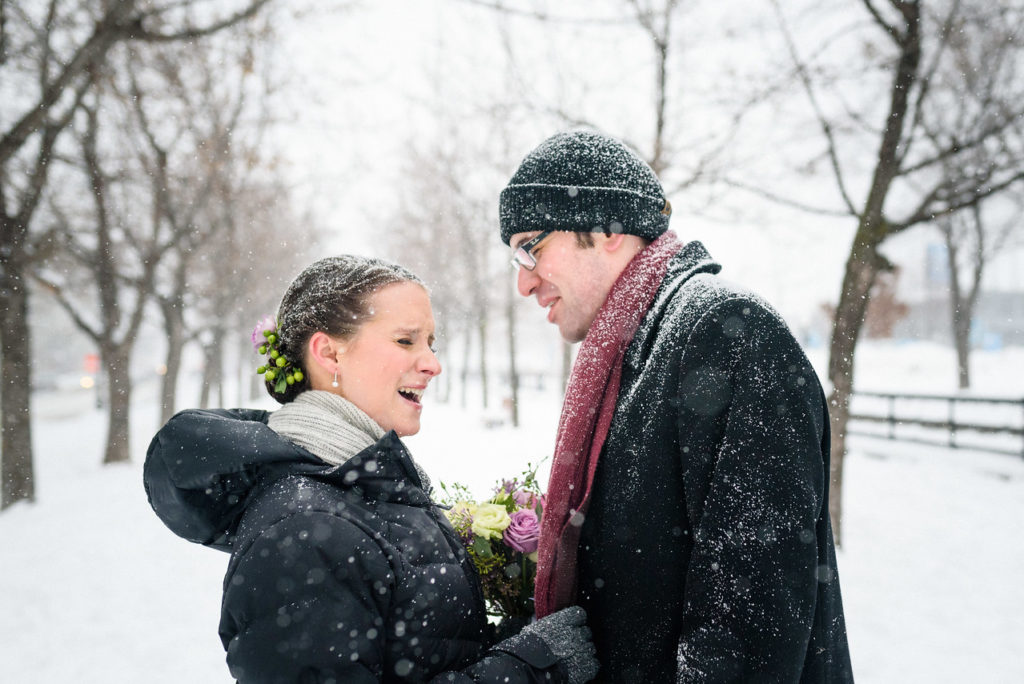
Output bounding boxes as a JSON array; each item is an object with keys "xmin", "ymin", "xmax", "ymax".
[{"xmin": 334, "ymin": 281, "xmax": 441, "ymax": 436}]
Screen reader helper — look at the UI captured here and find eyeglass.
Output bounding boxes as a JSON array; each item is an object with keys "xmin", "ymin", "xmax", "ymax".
[{"xmin": 509, "ymin": 230, "xmax": 554, "ymax": 271}]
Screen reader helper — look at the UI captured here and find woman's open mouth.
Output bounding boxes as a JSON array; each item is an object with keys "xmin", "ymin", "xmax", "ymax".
[{"xmin": 398, "ymin": 387, "xmax": 424, "ymax": 406}]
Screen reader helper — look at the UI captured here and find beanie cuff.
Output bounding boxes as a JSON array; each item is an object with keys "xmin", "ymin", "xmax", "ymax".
[{"xmin": 499, "ymin": 183, "xmax": 669, "ymax": 245}]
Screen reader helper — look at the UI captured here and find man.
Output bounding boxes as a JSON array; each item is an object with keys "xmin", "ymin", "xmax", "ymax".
[{"xmin": 500, "ymin": 129, "xmax": 853, "ymax": 683}]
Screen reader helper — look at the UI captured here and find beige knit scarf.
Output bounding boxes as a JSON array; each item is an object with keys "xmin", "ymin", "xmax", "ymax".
[{"xmin": 267, "ymin": 390, "xmax": 432, "ymax": 493}]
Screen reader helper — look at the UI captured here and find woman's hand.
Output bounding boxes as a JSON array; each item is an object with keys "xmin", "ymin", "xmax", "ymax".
[{"xmin": 520, "ymin": 606, "xmax": 599, "ymax": 684}]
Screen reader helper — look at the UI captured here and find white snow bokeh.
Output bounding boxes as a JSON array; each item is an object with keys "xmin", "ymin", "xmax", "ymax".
[{"xmin": 1, "ymin": 341, "xmax": 1023, "ymax": 682}]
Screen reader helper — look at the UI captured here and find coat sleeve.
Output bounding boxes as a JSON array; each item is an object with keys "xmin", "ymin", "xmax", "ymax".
[
  {"xmin": 674, "ymin": 296, "xmax": 829, "ymax": 682},
  {"xmin": 222, "ymin": 510, "xmax": 566, "ymax": 684}
]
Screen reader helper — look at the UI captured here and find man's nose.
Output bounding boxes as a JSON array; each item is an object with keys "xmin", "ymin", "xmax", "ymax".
[{"xmin": 516, "ymin": 266, "xmax": 539, "ymax": 297}]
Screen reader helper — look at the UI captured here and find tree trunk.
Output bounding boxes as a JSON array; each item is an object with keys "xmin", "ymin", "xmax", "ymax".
[
  {"xmin": 478, "ymin": 316, "xmax": 489, "ymax": 409},
  {"xmin": 827, "ymin": 239, "xmax": 882, "ymax": 546},
  {"xmin": 199, "ymin": 342, "xmax": 214, "ymax": 409},
  {"xmin": 238, "ymin": 340, "xmax": 249, "ymax": 406},
  {"xmin": 942, "ymin": 212, "xmax": 987, "ymax": 391},
  {"xmin": 439, "ymin": 348, "xmax": 451, "ymax": 403},
  {"xmin": 199, "ymin": 330, "xmax": 225, "ymax": 409},
  {"xmin": 506, "ymin": 285, "xmax": 519, "ymax": 428},
  {"xmin": 0, "ymin": 261, "xmax": 35, "ymax": 509},
  {"xmin": 158, "ymin": 297, "xmax": 185, "ymax": 424},
  {"xmin": 460, "ymin": 325, "xmax": 471, "ymax": 410},
  {"xmin": 102, "ymin": 344, "xmax": 132, "ymax": 464},
  {"xmin": 824, "ymin": 3, "xmax": 921, "ymax": 546},
  {"xmin": 953, "ymin": 317, "xmax": 971, "ymax": 389}
]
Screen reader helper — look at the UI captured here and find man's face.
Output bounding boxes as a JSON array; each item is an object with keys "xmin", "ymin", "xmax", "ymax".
[{"xmin": 511, "ymin": 230, "xmax": 615, "ymax": 343}]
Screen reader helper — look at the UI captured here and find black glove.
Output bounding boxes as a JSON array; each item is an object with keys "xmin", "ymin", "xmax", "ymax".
[{"xmin": 520, "ymin": 606, "xmax": 599, "ymax": 684}]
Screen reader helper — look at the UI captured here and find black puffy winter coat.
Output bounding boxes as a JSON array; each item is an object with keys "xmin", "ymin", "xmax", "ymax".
[
  {"xmin": 144, "ymin": 408, "xmax": 563, "ymax": 684},
  {"xmin": 575, "ymin": 241, "xmax": 854, "ymax": 682}
]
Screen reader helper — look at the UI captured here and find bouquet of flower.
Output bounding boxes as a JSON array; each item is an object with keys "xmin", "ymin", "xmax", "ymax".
[{"xmin": 440, "ymin": 469, "xmax": 545, "ymax": 619}]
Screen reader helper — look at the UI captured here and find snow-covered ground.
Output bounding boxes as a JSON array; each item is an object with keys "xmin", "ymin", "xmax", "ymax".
[{"xmin": 2, "ymin": 341, "xmax": 1023, "ymax": 682}]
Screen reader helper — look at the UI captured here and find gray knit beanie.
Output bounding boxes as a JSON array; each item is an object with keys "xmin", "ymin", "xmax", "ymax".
[{"xmin": 499, "ymin": 129, "xmax": 671, "ymax": 245}]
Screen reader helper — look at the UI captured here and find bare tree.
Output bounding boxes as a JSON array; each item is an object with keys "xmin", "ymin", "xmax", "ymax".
[
  {"xmin": 753, "ymin": 0, "xmax": 1024, "ymax": 542},
  {"xmin": 385, "ymin": 140, "xmax": 498, "ymax": 409},
  {"xmin": 937, "ymin": 199, "xmax": 1021, "ymax": 388},
  {"xmin": 127, "ymin": 30, "xmax": 268, "ymax": 422},
  {"xmin": 0, "ymin": 0, "xmax": 272, "ymax": 507},
  {"xmin": 190, "ymin": 170, "xmax": 318, "ymax": 410},
  {"xmin": 482, "ymin": 0, "xmax": 746, "ymax": 194},
  {"xmin": 37, "ymin": 86, "xmax": 170, "ymax": 463}
]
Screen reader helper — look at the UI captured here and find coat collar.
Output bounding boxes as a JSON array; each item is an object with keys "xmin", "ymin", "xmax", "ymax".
[
  {"xmin": 662, "ymin": 239, "xmax": 722, "ymax": 286},
  {"xmin": 310, "ymin": 431, "xmax": 433, "ymax": 508},
  {"xmin": 624, "ymin": 240, "xmax": 722, "ymax": 370}
]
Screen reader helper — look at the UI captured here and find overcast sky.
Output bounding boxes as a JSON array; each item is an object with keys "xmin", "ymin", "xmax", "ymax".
[{"xmin": 264, "ymin": 0, "xmax": 1022, "ymax": 330}]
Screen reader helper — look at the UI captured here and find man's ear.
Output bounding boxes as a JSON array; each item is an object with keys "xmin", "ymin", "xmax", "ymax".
[
  {"xmin": 307, "ymin": 331, "xmax": 344, "ymax": 373},
  {"xmin": 601, "ymin": 233, "xmax": 628, "ymax": 253}
]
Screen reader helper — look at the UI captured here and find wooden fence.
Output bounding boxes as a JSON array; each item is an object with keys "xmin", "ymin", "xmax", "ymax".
[{"xmin": 847, "ymin": 391, "xmax": 1024, "ymax": 457}]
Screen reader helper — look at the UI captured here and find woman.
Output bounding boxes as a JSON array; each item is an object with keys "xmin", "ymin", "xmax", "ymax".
[{"xmin": 144, "ymin": 256, "xmax": 597, "ymax": 684}]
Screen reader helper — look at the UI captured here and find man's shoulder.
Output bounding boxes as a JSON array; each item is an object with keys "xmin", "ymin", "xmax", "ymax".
[
  {"xmin": 652, "ymin": 267, "xmax": 769, "ymax": 335},
  {"xmin": 630, "ymin": 264, "xmax": 788, "ymax": 365}
]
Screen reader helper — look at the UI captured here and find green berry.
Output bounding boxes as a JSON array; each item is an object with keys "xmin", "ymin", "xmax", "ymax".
[
  {"xmin": 286, "ymin": 375, "xmax": 295, "ymax": 385},
  {"xmin": 256, "ymin": 366, "xmax": 266, "ymax": 374},
  {"xmin": 263, "ymin": 329, "xmax": 272, "ymax": 337},
  {"xmin": 293, "ymin": 370, "xmax": 304, "ymax": 382},
  {"xmin": 275, "ymin": 356, "xmax": 287, "ymax": 367},
  {"xmin": 269, "ymin": 349, "xmax": 279, "ymax": 359},
  {"xmin": 258, "ymin": 344, "xmax": 267, "ymax": 355},
  {"xmin": 265, "ymin": 370, "xmax": 276, "ymax": 381},
  {"xmin": 267, "ymin": 334, "xmax": 278, "ymax": 345}
]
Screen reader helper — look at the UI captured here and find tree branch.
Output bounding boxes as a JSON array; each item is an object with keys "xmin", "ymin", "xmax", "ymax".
[
  {"xmin": 719, "ymin": 177, "xmax": 855, "ymax": 217},
  {"xmin": 30, "ymin": 272, "xmax": 102, "ymax": 343},
  {"xmin": 770, "ymin": 0, "xmax": 859, "ymax": 215},
  {"xmin": 896, "ymin": 0, "xmax": 961, "ymax": 169},
  {"xmin": 0, "ymin": 1, "xmax": 136, "ymax": 166},
  {"xmin": 126, "ymin": 0, "xmax": 272, "ymax": 42},
  {"xmin": 861, "ymin": 0, "xmax": 901, "ymax": 41},
  {"xmin": 450, "ymin": 0, "xmax": 626, "ymax": 25},
  {"xmin": 894, "ymin": 167, "xmax": 1024, "ymax": 231},
  {"xmin": 14, "ymin": 75, "xmax": 91, "ymax": 231}
]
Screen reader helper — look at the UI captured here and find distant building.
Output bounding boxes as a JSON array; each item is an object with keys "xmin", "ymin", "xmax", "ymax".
[{"xmin": 891, "ymin": 238, "xmax": 1024, "ymax": 347}]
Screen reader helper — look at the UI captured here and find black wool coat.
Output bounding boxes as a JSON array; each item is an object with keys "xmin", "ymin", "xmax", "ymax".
[
  {"xmin": 575, "ymin": 241, "xmax": 853, "ymax": 683},
  {"xmin": 144, "ymin": 409, "xmax": 563, "ymax": 684}
]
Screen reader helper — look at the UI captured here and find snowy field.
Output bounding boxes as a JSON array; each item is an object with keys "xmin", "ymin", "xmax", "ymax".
[{"xmin": 2, "ymin": 341, "xmax": 1023, "ymax": 682}]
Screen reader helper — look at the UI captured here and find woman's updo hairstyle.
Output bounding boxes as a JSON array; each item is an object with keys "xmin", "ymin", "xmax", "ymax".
[{"xmin": 265, "ymin": 255, "xmax": 424, "ymax": 404}]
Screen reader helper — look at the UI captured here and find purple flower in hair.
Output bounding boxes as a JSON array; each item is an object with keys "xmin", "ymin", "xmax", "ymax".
[{"xmin": 251, "ymin": 315, "xmax": 277, "ymax": 351}]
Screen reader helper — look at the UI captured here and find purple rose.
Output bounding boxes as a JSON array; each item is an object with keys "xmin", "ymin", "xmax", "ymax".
[
  {"xmin": 251, "ymin": 315, "xmax": 277, "ymax": 351},
  {"xmin": 503, "ymin": 509, "xmax": 540, "ymax": 553}
]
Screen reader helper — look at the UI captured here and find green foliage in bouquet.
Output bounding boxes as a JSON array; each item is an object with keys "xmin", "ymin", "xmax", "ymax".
[{"xmin": 439, "ymin": 465, "xmax": 546, "ymax": 619}]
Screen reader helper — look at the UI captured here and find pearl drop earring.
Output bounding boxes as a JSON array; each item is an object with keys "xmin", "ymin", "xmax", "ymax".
[{"xmin": 331, "ymin": 370, "xmax": 339, "ymax": 388}]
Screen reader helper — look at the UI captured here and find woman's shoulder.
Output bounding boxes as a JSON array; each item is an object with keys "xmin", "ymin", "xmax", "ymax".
[
  {"xmin": 241, "ymin": 472, "xmax": 368, "ymax": 529},
  {"xmin": 231, "ymin": 473, "xmax": 390, "ymax": 561}
]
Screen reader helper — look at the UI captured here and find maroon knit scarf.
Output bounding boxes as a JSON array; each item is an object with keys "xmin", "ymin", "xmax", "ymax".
[{"xmin": 534, "ymin": 230, "xmax": 683, "ymax": 617}]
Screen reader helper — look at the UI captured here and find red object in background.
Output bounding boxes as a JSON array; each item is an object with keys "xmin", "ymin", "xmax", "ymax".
[{"xmin": 84, "ymin": 353, "xmax": 100, "ymax": 374}]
